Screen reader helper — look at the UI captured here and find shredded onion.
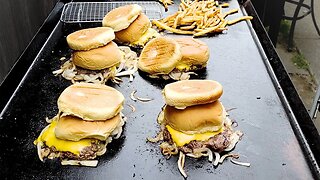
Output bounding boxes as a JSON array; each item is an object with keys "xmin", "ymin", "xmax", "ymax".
[
  {"xmin": 96, "ymin": 143, "xmax": 108, "ymax": 156},
  {"xmin": 160, "ymin": 142, "xmax": 178, "ymax": 156},
  {"xmin": 130, "ymin": 90, "xmax": 153, "ymax": 102},
  {"xmin": 224, "ymin": 131, "xmax": 241, "ymax": 151},
  {"xmin": 61, "ymin": 160, "xmax": 98, "ymax": 167},
  {"xmin": 53, "ymin": 45, "xmax": 138, "ymax": 84},
  {"xmin": 130, "ymin": 90, "xmax": 138, "ymax": 101},
  {"xmin": 230, "ymin": 159, "xmax": 251, "ymax": 167},
  {"xmin": 129, "ymin": 74, "xmax": 134, "ymax": 82},
  {"xmin": 213, "ymin": 152, "xmax": 220, "ymax": 166},
  {"xmin": 36, "ymin": 141, "xmax": 44, "ymax": 162},
  {"xmin": 178, "ymin": 152, "xmax": 187, "ymax": 178},
  {"xmin": 127, "ymin": 104, "xmax": 136, "ymax": 112},
  {"xmin": 114, "ymin": 127, "xmax": 123, "ymax": 139},
  {"xmin": 207, "ymin": 149, "xmax": 213, "ymax": 162},
  {"xmin": 157, "ymin": 111, "xmax": 165, "ymax": 124},
  {"xmin": 218, "ymin": 153, "xmax": 239, "ymax": 164}
]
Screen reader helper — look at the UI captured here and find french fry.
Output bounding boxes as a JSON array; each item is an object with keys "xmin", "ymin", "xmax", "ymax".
[
  {"xmin": 228, "ymin": 16, "xmax": 253, "ymax": 25},
  {"xmin": 180, "ymin": 25, "xmax": 196, "ymax": 30},
  {"xmin": 152, "ymin": 20, "xmax": 194, "ymax": 35},
  {"xmin": 223, "ymin": 9, "xmax": 238, "ymax": 18},
  {"xmin": 153, "ymin": 0, "xmax": 253, "ymax": 37}
]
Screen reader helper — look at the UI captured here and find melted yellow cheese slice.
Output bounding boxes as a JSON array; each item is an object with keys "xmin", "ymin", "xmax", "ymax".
[
  {"xmin": 131, "ymin": 28, "xmax": 159, "ymax": 46},
  {"xmin": 175, "ymin": 64, "xmax": 191, "ymax": 71},
  {"xmin": 166, "ymin": 125, "xmax": 223, "ymax": 147},
  {"xmin": 35, "ymin": 121, "xmax": 93, "ymax": 155}
]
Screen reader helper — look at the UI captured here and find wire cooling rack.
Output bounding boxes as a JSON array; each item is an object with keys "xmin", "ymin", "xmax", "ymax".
[{"xmin": 60, "ymin": 1, "xmax": 164, "ymax": 23}]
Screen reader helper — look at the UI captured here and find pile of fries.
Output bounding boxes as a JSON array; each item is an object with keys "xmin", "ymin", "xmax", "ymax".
[{"xmin": 153, "ymin": 0, "xmax": 253, "ymax": 37}]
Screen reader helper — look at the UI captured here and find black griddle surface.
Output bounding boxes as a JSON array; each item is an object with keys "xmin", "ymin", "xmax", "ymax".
[{"xmin": 0, "ymin": 0, "xmax": 314, "ymax": 179}]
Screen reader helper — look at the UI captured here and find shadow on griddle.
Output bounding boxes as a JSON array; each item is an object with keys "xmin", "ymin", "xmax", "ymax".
[{"xmin": 138, "ymin": 68, "xmax": 208, "ymax": 89}]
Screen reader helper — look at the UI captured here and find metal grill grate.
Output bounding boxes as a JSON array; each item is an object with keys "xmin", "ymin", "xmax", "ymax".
[{"xmin": 60, "ymin": 1, "xmax": 164, "ymax": 23}]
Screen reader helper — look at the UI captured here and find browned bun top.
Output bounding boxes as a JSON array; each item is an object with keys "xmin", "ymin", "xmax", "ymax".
[
  {"xmin": 58, "ymin": 83, "xmax": 124, "ymax": 121},
  {"xmin": 102, "ymin": 4, "xmax": 142, "ymax": 32},
  {"xmin": 115, "ymin": 13, "xmax": 151, "ymax": 43},
  {"xmin": 175, "ymin": 38, "xmax": 209, "ymax": 70},
  {"xmin": 138, "ymin": 37, "xmax": 182, "ymax": 74},
  {"xmin": 164, "ymin": 100, "xmax": 226, "ymax": 134},
  {"xmin": 163, "ymin": 80, "xmax": 223, "ymax": 108},
  {"xmin": 72, "ymin": 41, "xmax": 122, "ymax": 70},
  {"xmin": 54, "ymin": 114, "xmax": 121, "ymax": 141},
  {"xmin": 67, "ymin": 27, "xmax": 115, "ymax": 51}
]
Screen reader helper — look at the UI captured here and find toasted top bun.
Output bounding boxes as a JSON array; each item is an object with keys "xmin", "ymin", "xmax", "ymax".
[
  {"xmin": 138, "ymin": 37, "xmax": 182, "ymax": 74},
  {"xmin": 55, "ymin": 114, "xmax": 121, "ymax": 141},
  {"xmin": 72, "ymin": 41, "xmax": 122, "ymax": 70},
  {"xmin": 163, "ymin": 80, "xmax": 223, "ymax": 108},
  {"xmin": 67, "ymin": 27, "xmax": 115, "ymax": 51},
  {"xmin": 175, "ymin": 38, "xmax": 209, "ymax": 70},
  {"xmin": 58, "ymin": 83, "xmax": 124, "ymax": 121},
  {"xmin": 164, "ymin": 100, "xmax": 226, "ymax": 134},
  {"xmin": 115, "ymin": 13, "xmax": 151, "ymax": 43},
  {"xmin": 102, "ymin": 4, "xmax": 142, "ymax": 32}
]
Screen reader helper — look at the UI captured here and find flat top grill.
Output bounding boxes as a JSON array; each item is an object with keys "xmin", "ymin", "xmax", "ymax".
[
  {"xmin": 0, "ymin": 0, "xmax": 319, "ymax": 179},
  {"xmin": 60, "ymin": 1, "xmax": 164, "ymax": 23}
]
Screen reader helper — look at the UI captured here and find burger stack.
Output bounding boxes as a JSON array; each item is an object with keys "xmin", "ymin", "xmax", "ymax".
[
  {"xmin": 34, "ymin": 83, "xmax": 125, "ymax": 166},
  {"xmin": 138, "ymin": 36, "xmax": 210, "ymax": 80},
  {"xmin": 102, "ymin": 4, "xmax": 159, "ymax": 48},
  {"xmin": 152, "ymin": 80, "xmax": 242, "ymax": 177},
  {"xmin": 66, "ymin": 27, "xmax": 123, "ymax": 71}
]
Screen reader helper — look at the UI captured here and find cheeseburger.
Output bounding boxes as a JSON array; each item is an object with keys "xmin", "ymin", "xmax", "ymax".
[
  {"xmin": 138, "ymin": 37, "xmax": 210, "ymax": 80},
  {"xmin": 148, "ymin": 80, "xmax": 242, "ymax": 178},
  {"xmin": 54, "ymin": 27, "xmax": 139, "ymax": 84},
  {"xmin": 103, "ymin": 4, "xmax": 159, "ymax": 48},
  {"xmin": 34, "ymin": 83, "xmax": 126, "ymax": 166}
]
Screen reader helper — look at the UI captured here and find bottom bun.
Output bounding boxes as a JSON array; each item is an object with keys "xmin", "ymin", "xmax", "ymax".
[
  {"xmin": 164, "ymin": 100, "xmax": 226, "ymax": 134},
  {"xmin": 55, "ymin": 114, "xmax": 121, "ymax": 141},
  {"xmin": 72, "ymin": 41, "xmax": 122, "ymax": 70}
]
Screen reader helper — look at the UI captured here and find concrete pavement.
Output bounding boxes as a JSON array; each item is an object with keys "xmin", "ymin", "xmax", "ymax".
[{"xmin": 276, "ymin": 0, "xmax": 320, "ymax": 130}]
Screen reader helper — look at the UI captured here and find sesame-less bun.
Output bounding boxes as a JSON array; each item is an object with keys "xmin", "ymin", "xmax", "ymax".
[
  {"xmin": 164, "ymin": 101, "xmax": 226, "ymax": 134},
  {"xmin": 58, "ymin": 83, "xmax": 124, "ymax": 121},
  {"xmin": 175, "ymin": 38, "xmax": 209, "ymax": 71},
  {"xmin": 67, "ymin": 27, "xmax": 115, "ymax": 51},
  {"xmin": 138, "ymin": 37, "xmax": 182, "ymax": 74},
  {"xmin": 163, "ymin": 80, "xmax": 223, "ymax": 108},
  {"xmin": 72, "ymin": 41, "xmax": 122, "ymax": 70},
  {"xmin": 115, "ymin": 13, "xmax": 151, "ymax": 43},
  {"xmin": 55, "ymin": 114, "xmax": 121, "ymax": 141},
  {"xmin": 102, "ymin": 4, "xmax": 142, "ymax": 32}
]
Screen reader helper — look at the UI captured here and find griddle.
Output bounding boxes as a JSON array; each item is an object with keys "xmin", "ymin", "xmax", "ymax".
[{"xmin": 0, "ymin": 0, "xmax": 319, "ymax": 179}]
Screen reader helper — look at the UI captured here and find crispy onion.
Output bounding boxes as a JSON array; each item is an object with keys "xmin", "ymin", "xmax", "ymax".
[
  {"xmin": 224, "ymin": 130, "xmax": 243, "ymax": 151},
  {"xmin": 178, "ymin": 151, "xmax": 187, "ymax": 178},
  {"xmin": 147, "ymin": 131, "xmax": 164, "ymax": 143},
  {"xmin": 61, "ymin": 160, "xmax": 98, "ymax": 167},
  {"xmin": 168, "ymin": 71, "xmax": 197, "ymax": 81},
  {"xmin": 160, "ymin": 142, "xmax": 179, "ymax": 157},
  {"xmin": 186, "ymin": 147, "xmax": 209, "ymax": 159}
]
